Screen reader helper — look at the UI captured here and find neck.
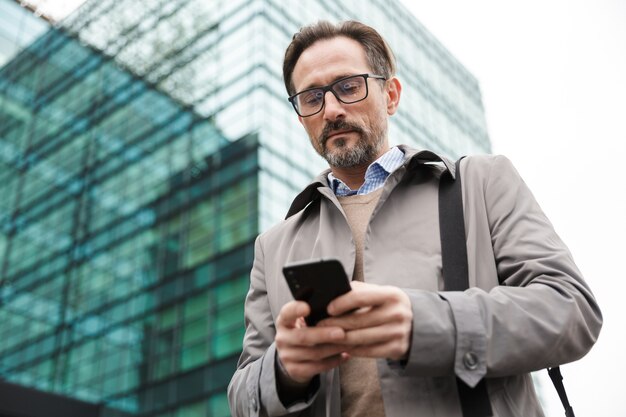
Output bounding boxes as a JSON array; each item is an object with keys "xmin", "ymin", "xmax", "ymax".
[
  {"xmin": 329, "ymin": 145, "xmax": 390, "ymax": 190},
  {"xmin": 330, "ymin": 164, "xmax": 369, "ymax": 190}
]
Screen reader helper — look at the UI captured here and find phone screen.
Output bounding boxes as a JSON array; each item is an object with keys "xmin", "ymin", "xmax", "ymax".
[{"xmin": 282, "ymin": 258, "xmax": 351, "ymax": 326}]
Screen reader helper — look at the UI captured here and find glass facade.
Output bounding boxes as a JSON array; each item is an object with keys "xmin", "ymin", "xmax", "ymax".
[
  {"xmin": 0, "ymin": 1, "xmax": 49, "ymax": 67},
  {"xmin": 0, "ymin": 0, "xmax": 491, "ymax": 416}
]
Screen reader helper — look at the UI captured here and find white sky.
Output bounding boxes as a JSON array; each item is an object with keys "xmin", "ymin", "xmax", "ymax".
[
  {"xmin": 17, "ymin": 0, "xmax": 86, "ymax": 21},
  {"xmin": 398, "ymin": 1, "xmax": 626, "ymax": 415}
]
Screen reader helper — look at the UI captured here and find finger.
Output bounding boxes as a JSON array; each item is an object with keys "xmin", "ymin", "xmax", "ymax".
[
  {"xmin": 341, "ymin": 325, "xmax": 407, "ymax": 346},
  {"xmin": 284, "ymin": 353, "xmax": 349, "ymax": 382},
  {"xmin": 276, "ymin": 325, "xmax": 346, "ymax": 348},
  {"xmin": 277, "ymin": 301, "xmax": 311, "ymax": 328},
  {"xmin": 295, "ymin": 316, "xmax": 307, "ymax": 329},
  {"xmin": 344, "ymin": 342, "xmax": 390, "ymax": 358},
  {"xmin": 350, "ymin": 280, "xmax": 367, "ymax": 289},
  {"xmin": 324, "ymin": 298, "xmax": 412, "ymax": 330},
  {"xmin": 279, "ymin": 343, "xmax": 350, "ymax": 363},
  {"xmin": 328, "ymin": 286, "xmax": 393, "ymax": 316},
  {"xmin": 318, "ymin": 306, "xmax": 391, "ymax": 330}
]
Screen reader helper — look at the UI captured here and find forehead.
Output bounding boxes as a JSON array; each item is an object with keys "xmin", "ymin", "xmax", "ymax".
[{"xmin": 292, "ymin": 36, "xmax": 371, "ymax": 91}]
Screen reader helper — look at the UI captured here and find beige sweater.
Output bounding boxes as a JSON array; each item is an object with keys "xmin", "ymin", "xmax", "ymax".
[{"xmin": 337, "ymin": 188, "xmax": 386, "ymax": 417}]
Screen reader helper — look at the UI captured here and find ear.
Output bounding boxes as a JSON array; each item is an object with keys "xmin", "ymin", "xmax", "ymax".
[{"xmin": 385, "ymin": 77, "xmax": 402, "ymax": 116}]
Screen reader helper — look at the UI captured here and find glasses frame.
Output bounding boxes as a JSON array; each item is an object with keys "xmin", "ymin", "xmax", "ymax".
[{"xmin": 288, "ymin": 73, "xmax": 386, "ymax": 117}]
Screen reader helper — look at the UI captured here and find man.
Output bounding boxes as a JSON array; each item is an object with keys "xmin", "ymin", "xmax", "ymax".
[{"xmin": 228, "ymin": 20, "xmax": 602, "ymax": 417}]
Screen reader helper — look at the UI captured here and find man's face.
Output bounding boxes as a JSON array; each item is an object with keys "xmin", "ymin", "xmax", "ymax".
[{"xmin": 291, "ymin": 36, "xmax": 400, "ymax": 168}]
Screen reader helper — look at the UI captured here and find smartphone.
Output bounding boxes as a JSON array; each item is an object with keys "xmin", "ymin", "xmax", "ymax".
[{"xmin": 282, "ymin": 258, "xmax": 352, "ymax": 326}]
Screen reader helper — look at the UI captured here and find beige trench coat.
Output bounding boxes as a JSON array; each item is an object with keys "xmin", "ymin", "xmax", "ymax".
[{"xmin": 228, "ymin": 146, "xmax": 602, "ymax": 417}]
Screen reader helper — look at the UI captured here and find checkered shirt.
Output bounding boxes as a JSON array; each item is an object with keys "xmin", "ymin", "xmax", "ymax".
[{"xmin": 328, "ymin": 146, "xmax": 405, "ymax": 196}]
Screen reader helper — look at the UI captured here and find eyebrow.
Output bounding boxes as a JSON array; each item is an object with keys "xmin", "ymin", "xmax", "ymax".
[{"xmin": 300, "ymin": 73, "xmax": 356, "ymax": 92}]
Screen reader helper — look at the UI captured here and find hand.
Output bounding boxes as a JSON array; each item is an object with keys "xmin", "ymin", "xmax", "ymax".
[
  {"xmin": 318, "ymin": 281, "xmax": 413, "ymax": 360},
  {"xmin": 275, "ymin": 300, "xmax": 350, "ymax": 384}
]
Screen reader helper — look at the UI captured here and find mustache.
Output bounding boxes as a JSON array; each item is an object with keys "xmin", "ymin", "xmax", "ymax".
[{"xmin": 319, "ymin": 120, "xmax": 364, "ymax": 146}]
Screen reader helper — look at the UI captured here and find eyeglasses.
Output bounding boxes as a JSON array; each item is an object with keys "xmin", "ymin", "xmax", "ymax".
[{"xmin": 288, "ymin": 73, "xmax": 386, "ymax": 117}]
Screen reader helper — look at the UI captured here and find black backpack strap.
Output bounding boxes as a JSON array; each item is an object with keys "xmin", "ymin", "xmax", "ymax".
[
  {"xmin": 548, "ymin": 367, "xmax": 576, "ymax": 417},
  {"xmin": 439, "ymin": 158, "xmax": 493, "ymax": 417},
  {"xmin": 439, "ymin": 158, "xmax": 470, "ymax": 291},
  {"xmin": 439, "ymin": 157, "xmax": 575, "ymax": 417}
]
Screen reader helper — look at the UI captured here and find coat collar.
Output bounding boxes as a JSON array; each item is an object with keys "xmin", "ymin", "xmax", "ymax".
[{"xmin": 285, "ymin": 146, "xmax": 456, "ymax": 219}]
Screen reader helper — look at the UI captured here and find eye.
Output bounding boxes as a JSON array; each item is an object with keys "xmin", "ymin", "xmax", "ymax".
[
  {"xmin": 336, "ymin": 79, "xmax": 361, "ymax": 95},
  {"xmin": 301, "ymin": 90, "xmax": 323, "ymax": 106}
]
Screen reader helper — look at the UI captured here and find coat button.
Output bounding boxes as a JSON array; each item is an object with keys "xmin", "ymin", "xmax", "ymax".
[{"xmin": 463, "ymin": 352, "xmax": 479, "ymax": 370}]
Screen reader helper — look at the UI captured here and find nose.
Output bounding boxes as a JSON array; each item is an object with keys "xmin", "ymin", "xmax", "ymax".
[{"xmin": 322, "ymin": 90, "xmax": 346, "ymax": 122}]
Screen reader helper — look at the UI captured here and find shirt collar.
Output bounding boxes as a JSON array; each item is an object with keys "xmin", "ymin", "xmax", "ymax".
[
  {"xmin": 285, "ymin": 145, "xmax": 455, "ymax": 219},
  {"xmin": 327, "ymin": 146, "xmax": 405, "ymax": 196}
]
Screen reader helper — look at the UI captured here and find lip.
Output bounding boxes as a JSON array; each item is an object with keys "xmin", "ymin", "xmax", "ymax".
[{"xmin": 327, "ymin": 129, "xmax": 354, "ymax": 140}]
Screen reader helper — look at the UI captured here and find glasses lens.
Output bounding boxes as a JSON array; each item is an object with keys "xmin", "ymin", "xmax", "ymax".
[
  {"xmin": 291, "ymin": 75, "xmax": 371, "ymax": 117},
  {"xmin": 332, "ymin": 75, "xmax": 367, "ymax": 104},
  {"xmin": 295, "ymin": 89, "xmax": 324, "ymax": 117}
]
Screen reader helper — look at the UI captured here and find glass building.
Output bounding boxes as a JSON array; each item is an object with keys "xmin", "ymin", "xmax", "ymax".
[{"xmin": 0, "ymin": 0, "xmax": 491, "ymax": 416}]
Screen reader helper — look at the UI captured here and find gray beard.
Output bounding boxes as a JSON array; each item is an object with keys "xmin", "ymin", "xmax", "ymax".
[
  {"xmin": 323, "ymin": 136, "xmax": 383, "ymax": 168},
  {"xmin": 316, "ymin": 117, "xmax": 388, "ymax": 169}
]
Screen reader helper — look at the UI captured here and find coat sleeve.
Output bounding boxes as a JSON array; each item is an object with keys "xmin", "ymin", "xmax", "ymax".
[
  {"xmin": 398, "ymin": 155, "xmax": 602, "ymax": 387},
  {"xmin": 228, "ymin": 236, "xmax": 319, "ymax": 416}
]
